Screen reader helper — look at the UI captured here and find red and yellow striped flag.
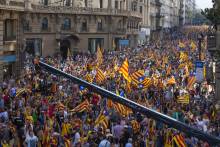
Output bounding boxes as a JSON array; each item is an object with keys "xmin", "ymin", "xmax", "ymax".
[
  {"xmin": 95, "ymin": 68, "xmax": 105, "ymax": 83},
  {"xmin": 70, "ymin": 99, "xmax": 90, "ymax": 112},
  {"xmin": 190, "ymin": 41, "xmax": 197, "ymax": 51},
  {"xmin": 96, "ymin": 44, "xmax": 103, "ymax": 66},
  {"xmin": 167, "ymin": 76, "xmax": 176, "ymax": 85},
  {"xmin": 166, "ymin": 65, "xmax": 172, "ymax": 76},
  {"xmin": 141, "ymin": 78, "xmax": 152, "ymax": 89},
  {"xmin": 114, "ymin": 102, "xmax": 132, "ymax": 117},
  {"xmin": 107, "ymin": 99, "xmax": 114, "ymax": 109},
  {"xmin": 177, "ymin": 94, "xmax": 190, "ymax": 104},
  {"xmin": 118, "ymin": 58, "xmax": 131, "ymax": 83},
  {"xmin": 173, "ymin": 134, "xmax": 187, "ymax": 147},
  {"xmin": 178, "ymin": 41, "xmax": 186, "ymax": 48},
  {"xmin": 131, "ymin": 120, "xmax": 140, "ymax": 134},
  {"xmin": 187, "ymin": 76, "xmax": 196, "ymax": 90},
  {"xmin": 95, "ymin": 110, "xmax": 109, "ymax": 130},
  {"xmin": 130, "ymin": 70, "xmax": 145, "ymax": 85},
  {"xmin": 85, "ymin": 74, "xmax": 93, "ymax": 83},
  {"xmin": 179, "ymin": 52, "xmax": 188, "ymax": 62}
]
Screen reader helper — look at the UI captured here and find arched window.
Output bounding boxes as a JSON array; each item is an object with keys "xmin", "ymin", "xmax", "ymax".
[
  {"xmin": 97, "ymin": 19, "xmax": 103, "ymax": 31},
  {"xmin": 42, "ymin": 17, "xmax": 48, "ymax": 30},
  {"xmin": 63, "ymin": 18, "xmax": 71, "ymax": 30},
  {"xmin": 81, "ymin": 19, "xmax": 87, "ymax": 32}
]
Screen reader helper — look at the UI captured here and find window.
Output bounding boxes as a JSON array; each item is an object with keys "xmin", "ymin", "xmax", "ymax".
[
  {"xmin": 85, "ymin": 0, "xmax": 88, "ymax": 7},
  {"xmin": 97, "ymin": 19, "xmax": 103, "ymax": 31},
  {"xmin": 88, "ymin": 38, "xmax": 104, "ymax": 54},
  {"xmin": 120, "ymin": 1, "xmax": 122, "ymax": 9},
  {"xmin": 100, "ymin": 0, "xmax": 103, "ymax": 8},
  {"xmin": 140, "ymin": 6, "xmax": 143, "ymax": 13},
  {"xmin": 62, "ymin": 18, "xmax": 71, "ymax": 30},
  {"xmin": 42, "ymin": 17, "xmax": 48, "ymax": 30},
  {"xmin": 43, "ymin": 0, "xmax": 48, "ymax": 6},
  {"xmin": 65, "ymin": 0, "xmax": 71, "ymax": 6},
  {"xmin": 132, "ymin": 2, "xmax": 137, "ymax": 11},
  {"xmin": 81, "ymin": 19, "xmax": 87, "ymax": 32},
  {"xmin": 25, "ymin": 38, "xmax": 42, "ymax": 56},
  {"xmin": 23, "ymin": 20, "xmax": 30, "ymax": 31},
  {"xmin": 115, "ymin": 1, "xmax": 118, "ymax": 9},
  {"xmin": 4, "ymin": 19, "xmax": 16, "ymax": 41}
]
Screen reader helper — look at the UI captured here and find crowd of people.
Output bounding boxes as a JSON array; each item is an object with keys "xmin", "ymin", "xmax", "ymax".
[{"xmin": 0, "ymin": 26, "xmax": 220, "ymax": 147}]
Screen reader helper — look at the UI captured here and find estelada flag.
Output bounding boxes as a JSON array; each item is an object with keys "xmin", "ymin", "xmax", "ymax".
[{"xmin": 70, "ymin": 99, "xmax": 90, "ymax": 112}]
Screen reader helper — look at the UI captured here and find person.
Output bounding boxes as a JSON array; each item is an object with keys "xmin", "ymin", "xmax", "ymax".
[
  {"xmin": 98, "ymin": 134, "xmax": 111, "ymax": 147},
  {"xmin": 125, "ymin": 138, "xmax": 132, "ymax": 147},
  {"xmin": 72, "ymin": 128, "xmax": 81, "ymax": 146},
  {"xmin": 24, "ymin": 130, "xmax": 38, "ymax": 147}
]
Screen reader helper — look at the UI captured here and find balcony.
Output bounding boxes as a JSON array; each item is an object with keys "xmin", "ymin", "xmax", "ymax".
[
  {"xmin": 3, "ymin": 36, "xmax": 16, "ymax": 42},
  {"xmin": 41, "ymin": 27, "xmax": 51, "ymax": 33},
  {"xmin": 150, "ymin": 0, "xmax": 162, "ymax": 7},
  {"xmin": 30, "ymin": 5, "xmax": 143, "ymax": 19},
  {"xmin": 23, "ymin": 26, "xmax": 32, "ymax": 33},
  {"xmin": 115, "ymin": 28, "xmax": 126, "ymax": 34},
  {"xmin": 0, "ymin": 0, "xmax": 24, "ymax": 11}
]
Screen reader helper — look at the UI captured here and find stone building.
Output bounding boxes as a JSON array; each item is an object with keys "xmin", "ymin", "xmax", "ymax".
[
  {"xmin": 0, "ymin": 0, "xmax": 148, "ymax": 81},
  {"xmin": 180, "ymin": 0, "xmax": 196, "ymax": 25},
  {"xmin": 150, "ymin": 0, "xmax": 181, "ymax": 31}
]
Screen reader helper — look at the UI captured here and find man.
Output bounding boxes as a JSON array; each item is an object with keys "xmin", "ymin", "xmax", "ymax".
[
  {"xmin": 24, "ymin": 130, "xmax": 38, "ymax": 147},
  {"xmin": 98, "ymin": 133, "xmax": 112, "ymax": 147},
  {"xmin": 125, "ymin": 138, "xmax": 132, "ymax": 147}
]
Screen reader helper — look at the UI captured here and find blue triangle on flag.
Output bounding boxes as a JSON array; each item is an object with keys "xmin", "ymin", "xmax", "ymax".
[{"xmin": 138, "ymin": 76, "xmax": 145, "ymax": 82}]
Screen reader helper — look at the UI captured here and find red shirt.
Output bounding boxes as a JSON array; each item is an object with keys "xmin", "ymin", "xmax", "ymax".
[{"xmin": 91, "ymin": 95, "xmax": 99, "ymax": 105}]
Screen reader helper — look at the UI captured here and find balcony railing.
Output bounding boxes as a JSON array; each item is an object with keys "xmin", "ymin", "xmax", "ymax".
[
  {"xmin": 30, "ymin": 5, "xmax": 142, "ymax": 18},
  {"xmin": 41, "ymin": 27, "xmax": 51, "ymax": 32},
  {"xmin": 3, "ymin": 36, "xmax": 16, "ymax": 42},
  {"xmin": 0, "ymin": 0, "xmax": 25, "ymax": 11},
  {"xmin": 0, "ymin": 2, "xmax": 142, "ymax": 18},
  {"xmin": 23, "ymin": 26, "xmax": 32, "ymax": 33}
]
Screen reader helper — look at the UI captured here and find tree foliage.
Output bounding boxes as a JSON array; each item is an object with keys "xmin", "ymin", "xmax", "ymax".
[{"xmin": 201, "ymin": 0, "xmax": 220, "ymax": 29}]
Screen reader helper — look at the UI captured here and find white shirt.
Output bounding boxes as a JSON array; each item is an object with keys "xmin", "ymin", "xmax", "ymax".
[
  {"xmin": 98, "ymin": 139, "xmax": 111, "ymax": 147},
  {"xmin": 25, "ymin": 135, "xmax": 38, "ymax": 147},
  {"xmin": 73, "ymin": 132, "xmax": 80, "ymax": 145}
]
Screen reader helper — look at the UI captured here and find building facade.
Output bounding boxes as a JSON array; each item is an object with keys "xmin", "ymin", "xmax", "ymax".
[
  {"xmin": 0, "ymin": 0, "xmax": 191, "ymax": 81},
  {"xmin": 0, "ymin": 0, "xmax": 150, "ymax": 81},
  {"xmin": 150, "ymin": 0, "xmax": 181, "ymax": 31},
  {"xmin": 180, "ymin": 0, "xmax": 196, "ymax": 25}
]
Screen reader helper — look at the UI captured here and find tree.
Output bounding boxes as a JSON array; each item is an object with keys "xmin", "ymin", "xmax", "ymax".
[{"xmin": 201, "ymin": 0, "xmax": 220, "ymax": 29}]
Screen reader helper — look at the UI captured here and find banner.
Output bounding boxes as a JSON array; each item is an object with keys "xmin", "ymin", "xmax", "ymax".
[{"xmin": 195, "ymin": 61, "xmax": 204, "ymax": 83}]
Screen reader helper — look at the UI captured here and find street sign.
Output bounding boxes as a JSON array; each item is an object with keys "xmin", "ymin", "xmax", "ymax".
[{"xmin": 119, "ymin": 40, "xmax": 129, "ymax": 46}]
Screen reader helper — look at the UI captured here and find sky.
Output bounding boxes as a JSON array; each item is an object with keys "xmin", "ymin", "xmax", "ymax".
[{"xmin": 196, "ymin": 0, "xmax": 213, "ymax": 10}]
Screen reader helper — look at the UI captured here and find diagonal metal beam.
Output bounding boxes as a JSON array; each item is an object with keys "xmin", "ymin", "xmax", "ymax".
[{"xmin": 39, "ymin": 61, "xmax": 220, "ymax": 145}]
